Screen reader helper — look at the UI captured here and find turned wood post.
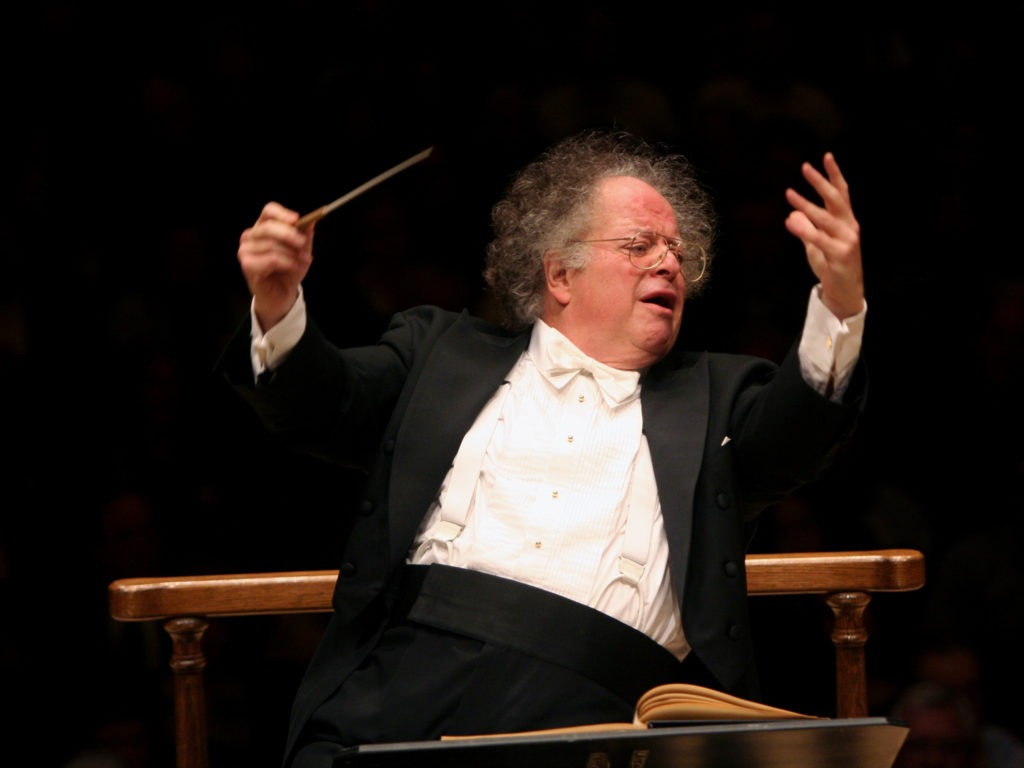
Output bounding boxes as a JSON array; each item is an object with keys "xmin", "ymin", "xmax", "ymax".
[
  {"xmin": 165, "ymin": 616, "xmax": 210, "ymax": 768},
  {"xmin": 826, "ymin": 590, "xmax": 871, "ymax": 718}
]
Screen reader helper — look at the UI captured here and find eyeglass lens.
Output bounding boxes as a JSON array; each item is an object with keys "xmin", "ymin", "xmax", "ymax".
[{"xmin": 628, "ymin": 232, "xmax": 705, "ymax": 281}]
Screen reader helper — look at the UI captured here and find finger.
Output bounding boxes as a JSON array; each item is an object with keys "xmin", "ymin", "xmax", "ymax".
[
  {"xmin": 784, "ymin": 210, "xmax": 814, "ymax": 241},
  {"xmin": 784, "ymin": 187, "xmax": 838, "ymax": 237},
  {"xmin": 803, "ymin": 154, "xmax": 855, "ymax": 219},
  {"xmin": 246, "ymin": 218, "xmax": 309, "ymax": 252},
  {"xmin": 259, "ymin": 201, "xmax": 300, "ymax": 224},
  {"xmin": 785, "ymin": 201, "xmax": 858, "ymax": 262},
  {"xmin": 798, "ymin": 163, "xmax": 848, "ymax": 216},
  {"xmin": 822, "ymin": 153, "xmax": 849, "ymax": 195},
  {"xmin": 785, "ymin": 182, "xmax": 860, "ymax": 242},
  {"xmin": 784, "ymin": 210, "xmax": 831, "ymax": 257},
  {"xmin": 239, "ymin": 243, "xmax": 310, "ymax": 285}
]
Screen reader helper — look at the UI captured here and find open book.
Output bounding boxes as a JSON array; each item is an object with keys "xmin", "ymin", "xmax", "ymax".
[{"xmin": 442, "ymin": 683, "xmax": 820, "ymax": 740}]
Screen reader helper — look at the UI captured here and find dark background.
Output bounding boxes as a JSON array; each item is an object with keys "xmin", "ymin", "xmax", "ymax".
[{"xmin": 3, "ymin": 3, "xmax": 1022, "ymax": 766}]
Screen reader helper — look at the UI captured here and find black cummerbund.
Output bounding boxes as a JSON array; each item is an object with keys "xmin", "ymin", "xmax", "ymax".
[{"xmin": 389, "ymin": 563, "xmax": 690, "ymax": 705}]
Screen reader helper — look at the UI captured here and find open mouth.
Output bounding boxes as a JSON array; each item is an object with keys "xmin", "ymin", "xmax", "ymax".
[{"xmin": 641, "ymin": 292, "xmax": 676, "ymax": 311}]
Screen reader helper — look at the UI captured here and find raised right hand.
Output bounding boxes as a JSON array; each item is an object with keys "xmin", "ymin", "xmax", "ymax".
[{"xmin": 237, "ymin": 201, "xmax": 314, "ymax": 331}]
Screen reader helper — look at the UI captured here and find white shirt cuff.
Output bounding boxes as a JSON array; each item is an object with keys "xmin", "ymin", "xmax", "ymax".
[
  {"xmin": 250, "ymin": 286, "xmax": 307, "ymax": 378},
  {"xmin": 798, "ymin": 285, "xmax": 866, "ymax": 400}
]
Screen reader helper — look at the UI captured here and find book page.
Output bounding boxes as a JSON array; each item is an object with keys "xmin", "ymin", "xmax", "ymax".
[{"xmin": 635, "ymin": 683, "xmax": 821, "ymax": 724}]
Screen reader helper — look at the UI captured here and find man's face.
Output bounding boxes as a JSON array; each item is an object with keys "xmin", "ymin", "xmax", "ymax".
[{"xmin": 543, "ymin": 176, "xmax": 686, "ymax": 370}]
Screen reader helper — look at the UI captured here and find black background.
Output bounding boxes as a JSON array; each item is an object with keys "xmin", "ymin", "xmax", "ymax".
[{"xmin": 3, "ymin": 3, "xmax": 1022, "ymax": 766}]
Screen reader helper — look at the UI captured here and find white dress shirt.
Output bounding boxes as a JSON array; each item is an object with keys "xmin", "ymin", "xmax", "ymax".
[{"xmin": 250, "ymin": 285, "xmax": 866, "ymax": 658}]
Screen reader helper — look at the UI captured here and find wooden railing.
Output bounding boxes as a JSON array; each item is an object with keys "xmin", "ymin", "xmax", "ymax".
[{"xmin": 109, "ymin": 548, "xmax": 926, "ymax": 768}]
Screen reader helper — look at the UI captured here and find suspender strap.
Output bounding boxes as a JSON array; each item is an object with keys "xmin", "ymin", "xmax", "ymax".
[
  {"xmin": 413, "ymin": 383, "xmax": 511, "ymax": 561},
  {"xmin": 442, "ymin": 382, "xmax": 509, "ymax": 529},
  {"xmin": 619, "ymin": 437, "xmax": 657, "ymax": 586}
]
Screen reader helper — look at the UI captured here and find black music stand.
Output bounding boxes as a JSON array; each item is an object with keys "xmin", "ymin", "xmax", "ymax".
[{"xmin": 334, "ymin": 717, "xmax": 909, "ymax": 768}]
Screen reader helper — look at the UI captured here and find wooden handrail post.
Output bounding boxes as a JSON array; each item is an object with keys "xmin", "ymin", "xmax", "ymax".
[
  {"xmin": 826, "ymin": 591, "xmax": 871, "ymax": 718},
  {"xmin": 165, "ymin": 616, "xmax": 210, "ymax": 768}
]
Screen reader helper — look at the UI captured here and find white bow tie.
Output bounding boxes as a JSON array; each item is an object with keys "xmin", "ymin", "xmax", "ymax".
[{"xmin": 541, "ymin": 336, "xmax": 641, "ymax": 408}]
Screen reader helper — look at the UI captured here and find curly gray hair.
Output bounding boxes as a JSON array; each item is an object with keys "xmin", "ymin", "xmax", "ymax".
[{"xmin": 483, "ymin": 129, "xmax": 716, "ymax": 330}]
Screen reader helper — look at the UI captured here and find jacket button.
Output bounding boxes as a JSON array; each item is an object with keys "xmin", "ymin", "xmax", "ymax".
[
  {"xmin": 724, "ymin": 561, "xmax": 739, "ymax": 577},
  {"xmin": 340, "ymin": 562, "xmax": 357, "ymax": 577},
  {"xmin": 728, "ymin": 624, "xmax": 744, "ymax": 640},
  {"xmin": 715, "ymin": 492, "xmax": 730, "ymax": 509},
  {"xmin": 359, "ymin": 500, "xmax": 374, "ymax": 516}
]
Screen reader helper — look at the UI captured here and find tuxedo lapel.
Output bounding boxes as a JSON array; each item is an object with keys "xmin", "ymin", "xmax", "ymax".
[
  {"xmin": 641, "ymin": 354, "xmax": 710, "ymax": 599},
  {"xmin": 389, "ymin": 318, "xmax": 529, "ymax": 558}
]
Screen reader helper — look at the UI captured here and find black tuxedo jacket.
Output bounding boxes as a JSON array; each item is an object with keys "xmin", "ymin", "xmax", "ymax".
[{"xmin": 217, "ymin": 304, "xmax": 866, "ymax": 761}]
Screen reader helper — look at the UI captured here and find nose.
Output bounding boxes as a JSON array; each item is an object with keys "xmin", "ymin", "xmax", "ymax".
[{"xmin": 654, "ymin": 244, "xmax": 682, "ymax": 279}]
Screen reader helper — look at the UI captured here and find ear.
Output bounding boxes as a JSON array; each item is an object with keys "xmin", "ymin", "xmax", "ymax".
[{"xmin": 544, "ymin": 252, "xmax": 572, "ymax": 306}]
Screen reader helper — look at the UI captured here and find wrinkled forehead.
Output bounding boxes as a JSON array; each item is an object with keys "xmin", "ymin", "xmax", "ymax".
[{"xmin": 586, "ymin": 176, "xmax": 679, "ymax": 237}]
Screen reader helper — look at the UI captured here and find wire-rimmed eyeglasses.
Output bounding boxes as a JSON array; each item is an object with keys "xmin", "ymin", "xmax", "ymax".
[{"xmin": 575, "ymin": 231, "xmax": 707, "ymax": 282}]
